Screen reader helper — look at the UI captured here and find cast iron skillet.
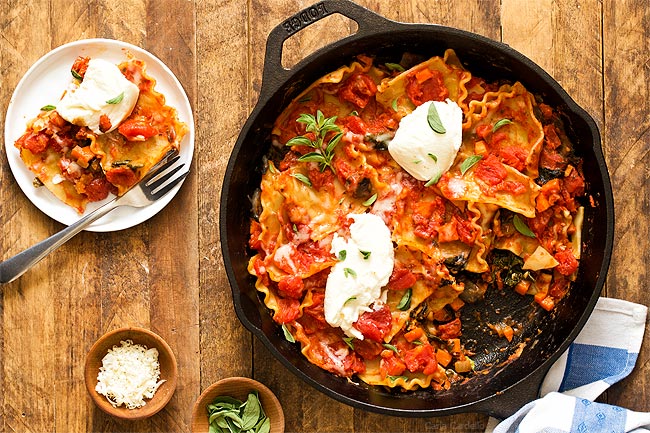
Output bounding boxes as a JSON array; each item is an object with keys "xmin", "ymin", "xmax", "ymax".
[{"xmin": 220, "ymin": 0, "xmax": 614, "ymax": 419}]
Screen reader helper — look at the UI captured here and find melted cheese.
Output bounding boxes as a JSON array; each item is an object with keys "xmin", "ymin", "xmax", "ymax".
[
  {"xmin": 95, "ymin": 339, "xmax": 166, "ymax": 409},
  {"xmin": 324, "ymin": 213, "xmax": 394, "ymax": 339},
  {"xmin": 58, "ymin": 58, "xmax": 139, "ymax": 134},
  {"xmin": 388, "ymin": 99, "xmax": 462, "ymax": 182}
]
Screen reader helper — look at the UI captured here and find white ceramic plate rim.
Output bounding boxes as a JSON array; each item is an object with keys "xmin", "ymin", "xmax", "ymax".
[{"xmin": 4, "ymin": 38, "xmax": 195, "ymax": 232}]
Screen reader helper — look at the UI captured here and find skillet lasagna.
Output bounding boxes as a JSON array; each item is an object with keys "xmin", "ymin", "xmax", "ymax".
[
  {"xmin": 14, "ymin": 55, "xmax": 188, "ymax": 213},
  {"xmin": 248, "ymin": 50, "xmax": 585, "ymax": 391}
]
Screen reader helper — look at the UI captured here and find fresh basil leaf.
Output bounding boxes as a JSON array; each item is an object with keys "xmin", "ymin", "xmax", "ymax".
[
  {"xmin": 257, "ymin": 418, "xmax": 271, "ymax": 433},
  {"xmin": 391, "ymin": 98, "xmax": 398, "ymax": 111},
  {"xmin": 388, "ymin": 375, "xmax": 408, "ymax": 382},
  {"xmin": 297, "ymin": 152, "xmax": 327, "ymax": 163},
  {"xmin": 427, "ymin": 102, "xmax": 446, "ymax": 134},
  {"xmin": 396, "ymin": 288, "xmax": 412, "ymax": 310},
  {"xmin": 460, "ymin": 154, "xmax": 483, "ymax": 175},
  {"xmin": 343, "ymin": 337, "xmax": 355, "ymax": 350},
  {"xmin": 382, "ymin": 343, "xmax": 399, "ymax": 354},
  {"xmin": 326, "ymin": 132, "xmax": 343, "ymax": 154},
  {"xmin": 291, "ymin": 173, "xmax": 312, "ymax": 187},
  {"xmin": 493, "ymin": 118, "xmax": 513, "ymax": 132},
  {"xmin": 385, "ymin": 62, "xmax": 405, "ymax": 72},
  {"xmin": 343, "ymin": 268, "xmax": 357, "ymax": 278},
  {"xmin": 362, "ymin": 193, "xmax": 377, "ymax": 206},
  {"xmin": 359, "ymin": 250, "xmax": 371, "ymax": 260},
  {"xmin": 240, "ymin": 394, "xmax": 261, "ymax": 430},
  {"xmin": 344, "ymin": 296, "xmax": 357, "ymax": 306},
  {"xmin": 106, "ymin": 92, "xmax": 124, "ymax": 104},
  {"xmin": 71, "ymin": 69, "xmax": 83, "ymax": 80},
  {"xmin": 337, "ymin": 250, "xmax": 347, "ymax": 261},
  {"xmin": 40, "ymin": 104, "xmax": 56, "ymax": 111},
  {"xmin": 285, "ymin": 136, "xmax": 312, "ymax": 147},
  {"xmin": 424, "ymin": 172, "xmax": 442, "ymax": 187},
  {"xmin": 428, "ymin": 153, "xmax": 438, "ymax": 162},
  {"xmin": 513, "ymin": 214, "xmax": 536, "ymax": 237},
  {"xmin": 281, "ymin": 324, "xmax": 295, "ymax": 343}
]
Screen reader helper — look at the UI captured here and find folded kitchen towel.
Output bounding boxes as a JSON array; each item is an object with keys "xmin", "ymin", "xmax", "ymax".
[{"xmin": 486, "ymin": 297, "xmax": 649, "ymax": 433}]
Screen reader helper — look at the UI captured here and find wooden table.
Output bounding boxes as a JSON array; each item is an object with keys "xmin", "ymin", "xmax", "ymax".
[{"xmin": 0, "ymin": 0, "xmax": 647, "ymax": 431}]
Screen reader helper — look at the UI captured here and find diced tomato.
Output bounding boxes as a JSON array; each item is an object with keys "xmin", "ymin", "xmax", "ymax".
[
  {"xmin": 105, "ymin": 166, "xmax": 138, "ymax": 188},
  {"xmin": 49, "ymin": 111, "xmax": 69, "ymax": 129},
  {"xmin": 454, "ymin": 214, "xmax": 477, "ymax": 244},
  {"xmin": 300, "ymin": 290, "xmax": 328, "ymax": 334},
  {"xmin": 475, "ymin": 124, "xmax": 491, "ymax": 139},
  {"xmin": 15, "ymin": 132, "xmax": 49, "ymax": 154},
  {"xmin": 539, "ymin": 147, "xmax": 566, "ymax": 171},
  {"xmin": 353, "ymin": 304, "xmax": 392, "ymax": 343},
  {"xmin": 343, "ymin": 352, "xmax": 366, "ymax": 375},
  {"xmin": 549, "ymin": 277, "xmax": 570, "ymax": 298},
  {"xmin": 437, "ymin": 318, "xmax": 462, "ymax": 340},
  {"xmin": 249, "ymin": 220, "xmax": 263, "ymax": 250},
  {"xmin": 341, "ymin": 115, "xmax": 367, "ymax": 135},
  {"xmin": 273, "ymin": 298, "xmax": 301, "ymax": 324},
  {"xmin": 118, "ymin": 116, "xmax": 158, "ymax": 141},
  {"xmin": 563, "ymin": 166, "xmax": 585, "ymax": 196},
  {"xmin": 387, "ymin": 267, "xmax": 417, "ymax": 290},
  {"xmin": 405, "ymin": 69, "xmax": 449, "ymax": 106},
  {"xmin": 543, "ymin": 124, "xmax": 562, "ymax": 149},
  {"xmin": 84, "ymin": 177, "xmax": 113, "ymax": 202},
  {"xmin": 307, "ymin": 163, "xmax": 335, "ymax": 190},
  {"xmin": 277, "ymin": 275, "xmax": 305, "ymax": 299},
  {"xmin": 379, "ymin": 350, "xmax": 406, "ymax": 378},
  {"xmin": 497, "ymin": 146, "xmax": 528, "ymax": 172},
  {"xmin": 354, "ymin": 338, "xmax": 383, "ymax": 360},
  {"xmin": 474, "ymin": 154, "xmax": 507, "ymax": 186},
  {"xmin": 497, "ymin": 180, "xmax": 526, "ymax": 195},
  {"xmin": 337, "ymin": 73, "xmax": 377, "ymax": 109},
  {"xmin": 554, "ymin": 249, "xmax": 579, "ymax": 276},
  {"xmin": 403, "ymin": 344, "xmax": 438, "ymax": 375},
  {"xmin": 71, "ymin": 56, "xmax": 90, "ymax": 79}
]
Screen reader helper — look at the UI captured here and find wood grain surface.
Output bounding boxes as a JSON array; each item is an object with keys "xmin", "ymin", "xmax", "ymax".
[{"xmin": 0, "ymin": 0, "xmax": 648, "ymax": 432}]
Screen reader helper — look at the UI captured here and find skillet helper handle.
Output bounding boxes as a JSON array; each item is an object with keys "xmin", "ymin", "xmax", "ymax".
[
  {"xmin": 261, "ymin": 0, "xmax": 399, "ymax": 98},
  {"xmin": 0, "ymin": 199, "xmax": 120, "ymax": 284}
]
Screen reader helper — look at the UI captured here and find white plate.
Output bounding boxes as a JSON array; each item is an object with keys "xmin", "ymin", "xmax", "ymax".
[{"xmin": 4, "ymin": 38, "xmax": 194, "ymax": 232}]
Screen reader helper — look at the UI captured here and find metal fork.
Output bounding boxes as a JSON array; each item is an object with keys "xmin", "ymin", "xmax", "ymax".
[{"xmin": 0, "ymin": 151, "xmax": 189, "ymax": 284}]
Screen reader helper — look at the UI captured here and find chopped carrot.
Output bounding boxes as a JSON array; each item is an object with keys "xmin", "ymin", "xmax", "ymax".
[
  {"xmin": 415, "ymin": 68, "xmax": 434, "ymax": 84},
  {"xmin": 535, "ymin": 293, "xmax": 555, "ymax": 311},
  {"xmin": 514, "ymin": 280, "xmax": 531, "ymax": 295},
  {"xmin": 404, "ymin": 327, "xmax": 424, "ymax": 343},
  {"xmin": 436, "ymin": 349, "xmax": 452, "ymax": 367},
  {"xmin": 449, "ymin": 297, "xmax": 465, "ymax": 311},
  {"xmin": 502, "ymin": 325, "xmax": 514, "ymax": 342},
  {"xmin": 70, "ymin": 145, "xmax": 95, "ymax": 168}
]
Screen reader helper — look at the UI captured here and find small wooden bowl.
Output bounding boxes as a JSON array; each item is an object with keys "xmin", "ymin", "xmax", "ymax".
[
  {"xmin": 84, "ymin": 327, "xmax": 178, "ymax": 420},
  {"xmin": 191, "ymin": 377, "xmax": 284, "ymax": 433}
]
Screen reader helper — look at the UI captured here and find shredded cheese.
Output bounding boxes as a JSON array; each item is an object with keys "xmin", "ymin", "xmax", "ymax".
[{"xmin": 95, "ymin": 339, "xmax": 166, "ymax": 409}]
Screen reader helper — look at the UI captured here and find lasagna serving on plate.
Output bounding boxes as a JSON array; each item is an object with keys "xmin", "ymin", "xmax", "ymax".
[
  {"xmin": 247, "ymin": 49, "xmax": 586, "ymax": 391},
  {"xmin": 14, "ymin": 54, "xmax": 188, "ymax": 213}
]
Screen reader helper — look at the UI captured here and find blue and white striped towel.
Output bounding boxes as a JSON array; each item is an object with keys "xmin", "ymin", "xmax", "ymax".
[{"xmin": 486, "ymin": 297, "xmax": 649, "ymax": 433}]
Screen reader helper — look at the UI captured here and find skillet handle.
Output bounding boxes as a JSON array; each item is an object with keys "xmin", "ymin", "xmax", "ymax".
[{"xmin": 260, "ymin": 0, "xmax": 399, "ymax": 99}]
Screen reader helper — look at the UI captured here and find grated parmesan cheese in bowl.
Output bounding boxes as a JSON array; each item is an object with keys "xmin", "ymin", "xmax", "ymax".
[{"xmin": 95, "ymin": 339, "xmax": 166, "ymax": 410}]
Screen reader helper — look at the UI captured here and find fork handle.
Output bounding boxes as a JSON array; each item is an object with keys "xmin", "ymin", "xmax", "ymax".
[{"xmin": 0, "ymin": 199, "xmax": 121, "ymax": 284}]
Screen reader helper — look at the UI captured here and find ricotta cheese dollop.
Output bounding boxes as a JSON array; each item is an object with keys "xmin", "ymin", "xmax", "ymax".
[
  {"xmin": 57, "ymin": 58, "xmax": 140, "ymax": 134},
  {"xmin": 95, "ymin": 339, "xmax": 166, "ymax": 409},
  {"xmin": 388, "ymin": 99, "xmax": 463, "ymax": 182},
  {"xmin": 324, "ymin": 213, "xmax": 395, "ymax": 339}
]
